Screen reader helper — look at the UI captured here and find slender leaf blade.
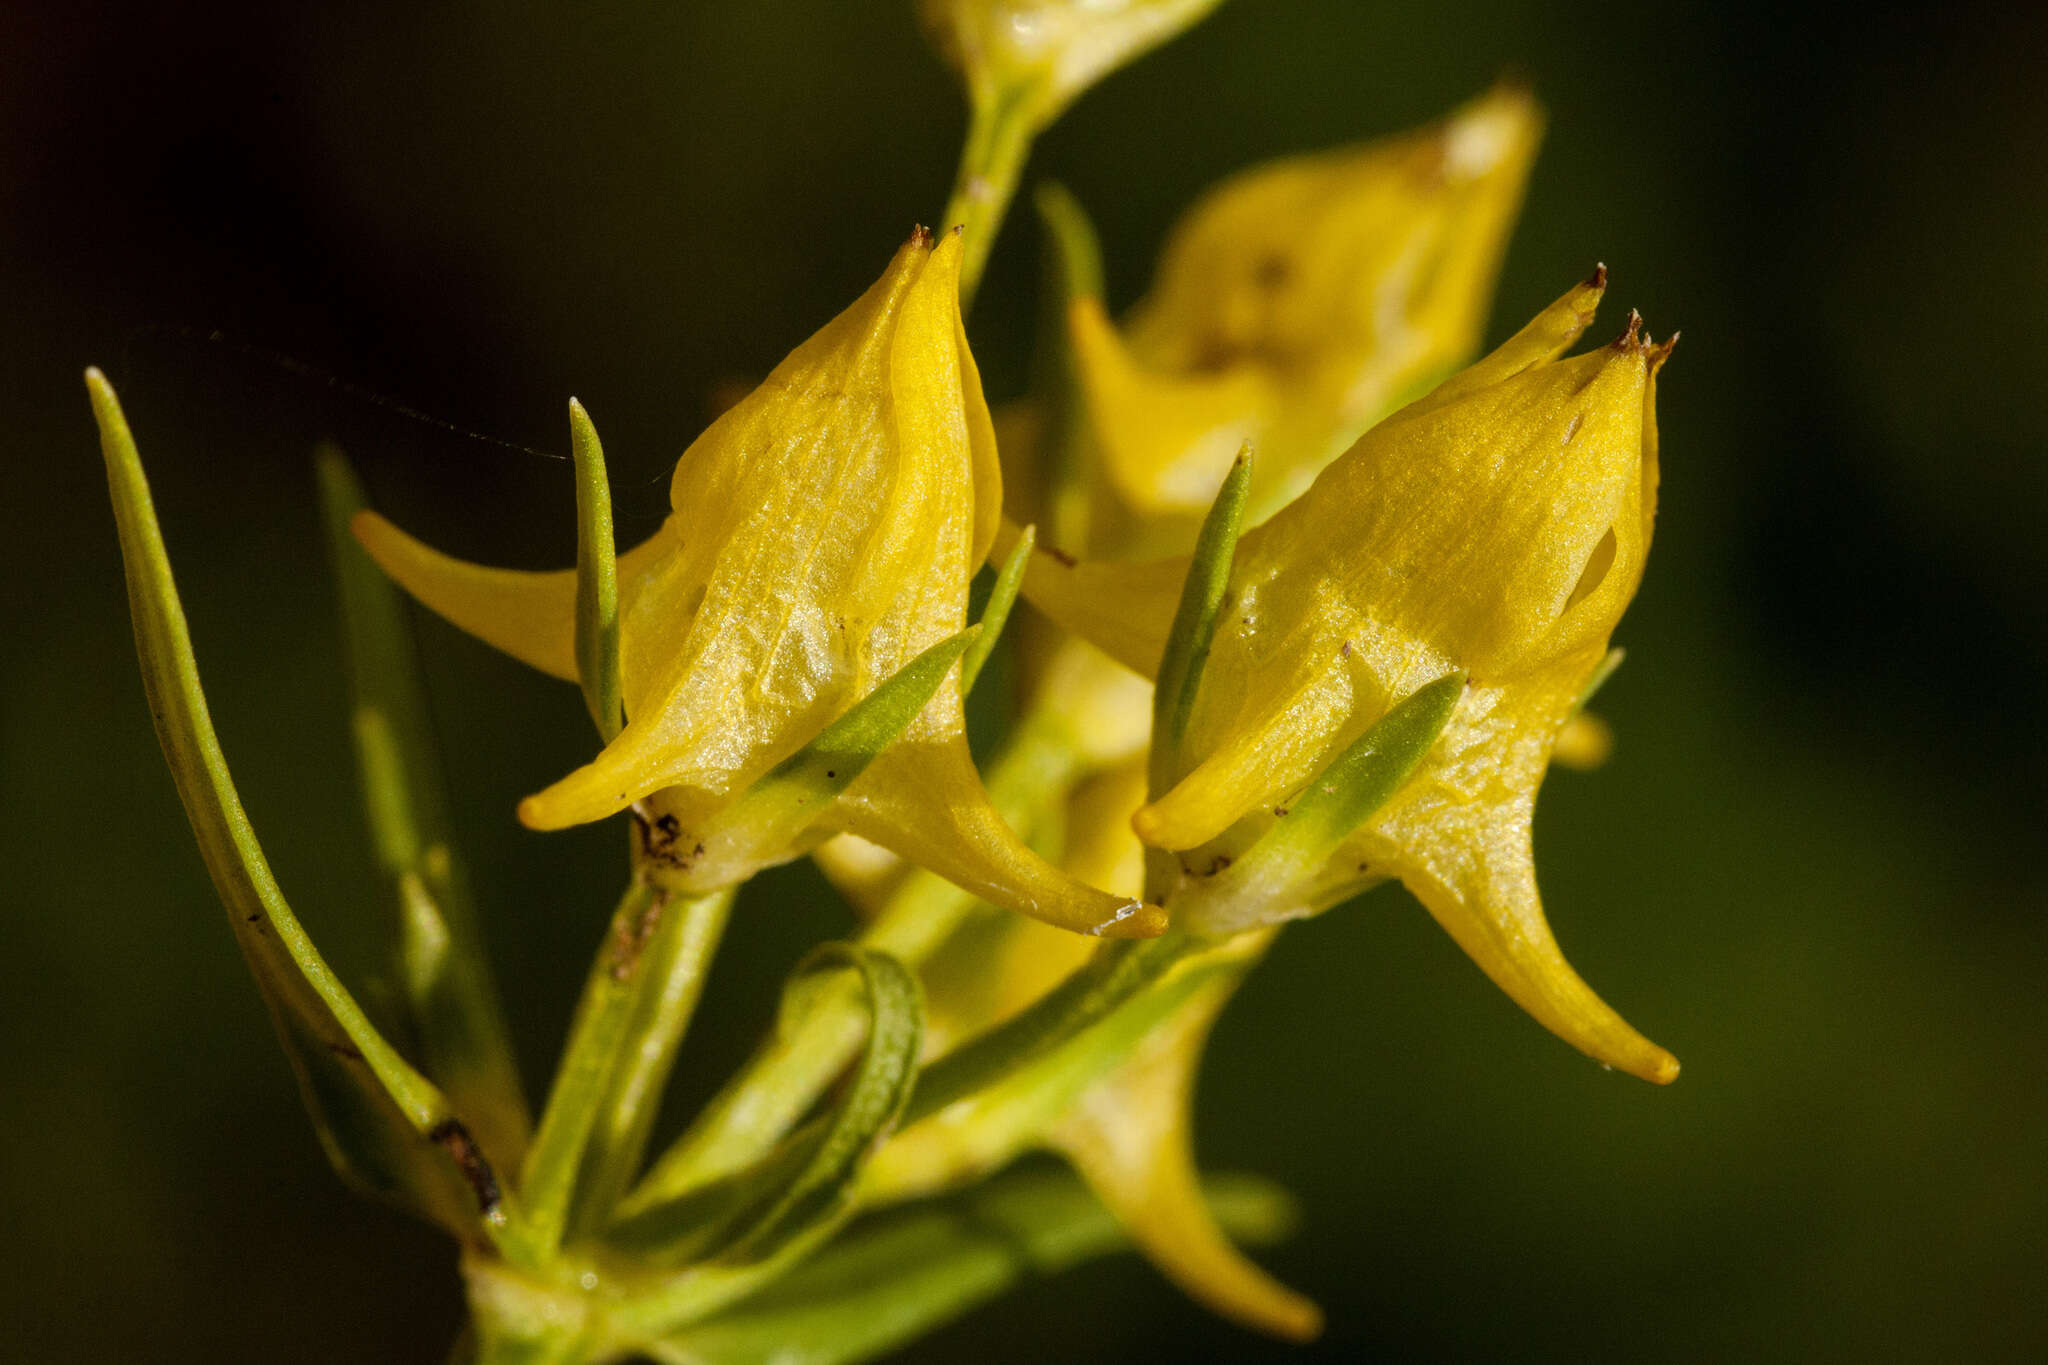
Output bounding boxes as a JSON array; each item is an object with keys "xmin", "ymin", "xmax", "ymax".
[
  {"xmin": 1150, "ymin": 447, "xmax": 1252, "ymax": 799},
  {"xmin": 960, "ymin": 525, "xmax": 1032, "ymax": 696},
  {"xmin": 318, "ymin": 448, "xmax": 532, "ymax": 1171},
  {"xmin": 568, "ymin": 399, "xmax": 623, "ymax": 741},
  {"xmin": 1181, "ymin": 671, "xmax": 1466, "ymax": 938},
  {"xmin": 90, "ymin": 370, "xmax": 505, "ymax": 1239},
  {"xmin": 609, "ymin": 944, "xmax": 925, "ymax": 1334}
]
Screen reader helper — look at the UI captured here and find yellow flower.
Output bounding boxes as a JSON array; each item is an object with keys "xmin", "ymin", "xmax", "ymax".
[
  {"xmin": 1047, "ymin": 932, "xmax": 1321, "ymax": 1342},
  {"xmin": 1009, "ymin": 273, "xmax": 1682, "ymax": 1080},
  {"xmin": 918, "ymin": 0, "xmax": 1229, "ymax": 132},
  {"xmin": 355, "ymin": 229, "xmax": 1161, "ymax": 939},
  {"xmin": 1070, "ymin": 85, "xmax": 1543, "ymax": 548}
]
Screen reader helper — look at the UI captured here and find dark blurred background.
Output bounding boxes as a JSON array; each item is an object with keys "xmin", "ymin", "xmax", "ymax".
[{"xmin": 5, "ymin": 1, "xmax": 2046, "ymax": 1360}]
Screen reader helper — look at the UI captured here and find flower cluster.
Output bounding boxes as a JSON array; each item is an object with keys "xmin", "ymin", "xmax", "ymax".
[{"xmin": 92, "ymin": 3, "xmax": 1680, "ymax": 1360}]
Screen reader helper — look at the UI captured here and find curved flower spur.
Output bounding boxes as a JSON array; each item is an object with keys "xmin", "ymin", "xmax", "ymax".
[
  {"xmin": 355, "ymin": 228, "xmax": 1162, "ymax": 939},
  {"xmin": 1010, "ymin": 272, "xmax": 1682, "ymax": 1084}
]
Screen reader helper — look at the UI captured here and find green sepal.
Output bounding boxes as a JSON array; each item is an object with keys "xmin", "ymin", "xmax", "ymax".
[
  {"xmin": 1150, "ymin": 446, "xmax": 1253, "ymax": 800},
  {"xmin": 960, "ymin": 525, "xmax": 1032, "ymax": 697},
  {"xmin": 1178, "ymin": 671, "xmax": 1466, "ymax": 939},
  {"xmin": 606, "ymin": 944, "xmax": 925, "ymax": 1334},
  {"xmin": 567, "ymin": 399, "xmax": 624, "ymax": 741},
  {"xmin": 318, "ymin": 448, "xmax": 532, "ymax": 1174},
  {"xmin": 678, "ymin": 627, "xmax": 980, "ymax": 882},
  {"xmin": 91, "ymin": 370, "xmax": 510, "ymax": 1245},
  {"xmin": 640, "ymin": 1165, "xmax": 1298, "ymax": 1365}
]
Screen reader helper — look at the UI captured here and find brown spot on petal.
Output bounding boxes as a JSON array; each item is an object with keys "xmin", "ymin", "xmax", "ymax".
[{"xmin": 1612, "ymin": 309, "xmax": 1643, "ymax": 350}]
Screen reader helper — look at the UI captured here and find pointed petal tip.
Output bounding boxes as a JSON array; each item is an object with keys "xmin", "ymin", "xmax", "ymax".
[
  {"xmin": 1587, "ymin": 262, "xmax": 1608, "ymax": 290},
  {"xmin": 909, "ymin": 222, "xmax": 936, "ymax": 250},
  {"xmin": 1594, "ymin": 1032, "xmax": 1679, "ymax": 1085}
]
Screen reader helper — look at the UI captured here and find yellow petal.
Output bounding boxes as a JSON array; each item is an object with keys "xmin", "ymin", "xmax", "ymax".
[
  {"xmin": 519, "ymin": 231, "xmax": 988, "ymax": 830},
  {"xmin": 1071, "ymin": 296, "xmax": 1275, "ymax": 518},
  {"xmin": 1050, "ymin": 934, "xmax": 1322, "ymax": 1341},
  {"xmin": 996, "ymin": 518, "xmax": 1184, "ymax": 678},
  {"xmin": 914, "ymin": 759, "xmax": 1150, "ymax": 1051},
  {"xmin": 834, "ymin": 735, "xmax": 1165, "ymax": 940},
  {"xmin": 1070, "ymin": 85, "xmax": 1544, "ymax": 534},
  {"xmin": 350, "ymin": 511, "xmax": 679, "ymax": 684},
  {"xmin": 1343, "ymin": 665, "xmax": 1677, "ymax": 1084}
]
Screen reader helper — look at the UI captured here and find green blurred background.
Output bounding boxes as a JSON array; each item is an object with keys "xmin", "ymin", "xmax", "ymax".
[{"xmin": 5, "ymin": 1, "xmax": 2046, "ymax": 1360}]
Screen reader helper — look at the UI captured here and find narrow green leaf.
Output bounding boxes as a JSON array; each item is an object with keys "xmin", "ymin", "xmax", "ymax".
[
  {"xmin": 641, "ymin": 1166, "xmax": 1297, "ymax": 1365},
  {"xmin": 90, "ymin": 370, "xmax": 509, "ymax": 1242},
  {"xmin": 568, "ymin": 399, "xmax": 623, "ymax": 741},
  {"xmin": 872, "ymin": 936, "xmax": 1256, "ymax": 1209},
  {"xmin": 1573, "ymin": 646, "xmax": 1625, "ymax": 715},
  {"xmin": 960, "ymin": 524, "xmax": 1032, "ymax": 696},
  {"xmin": 687, "ymin": 628, "xmax": 979, "ymax": 877},
  {"xmin": 1150, "ymin": 447, "xmax": 1253, "ymax": 800},
  {"xmin": 608, "ymin": 945, "xmax": 925, "ymax": 1334},
  {"xmin": 1180, "ymin": 671, "xmax": 1466, "ymax": 939},
  {"xmin": 318, "ymin": 448, "xmax": 532, "ymax": 1173},
  {"xmin": 902, "ymin": 929, "xmax": 1194, "ymax": 1127}
]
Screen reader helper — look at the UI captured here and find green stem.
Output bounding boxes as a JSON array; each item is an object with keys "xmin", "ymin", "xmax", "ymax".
[
  {"xmin": 567, "ymin": 886, "xmax": 735, "ymax": 1242},
  {"xmin": 623, "ymin": 709, "xmax": 1085, "ymax": 1211},
  {"xmin": 940, "ymin": 86, "xmax": 1035, "ymax": 313},
  {"xmin": 522, "ymin": 878, "xmax": 730, "ymax": 1254}
]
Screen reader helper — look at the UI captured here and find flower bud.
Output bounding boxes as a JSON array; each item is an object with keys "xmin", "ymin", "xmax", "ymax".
[{"xmin": 357, "ymin": 230, "xmax": 1159, "ymax": 938}]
